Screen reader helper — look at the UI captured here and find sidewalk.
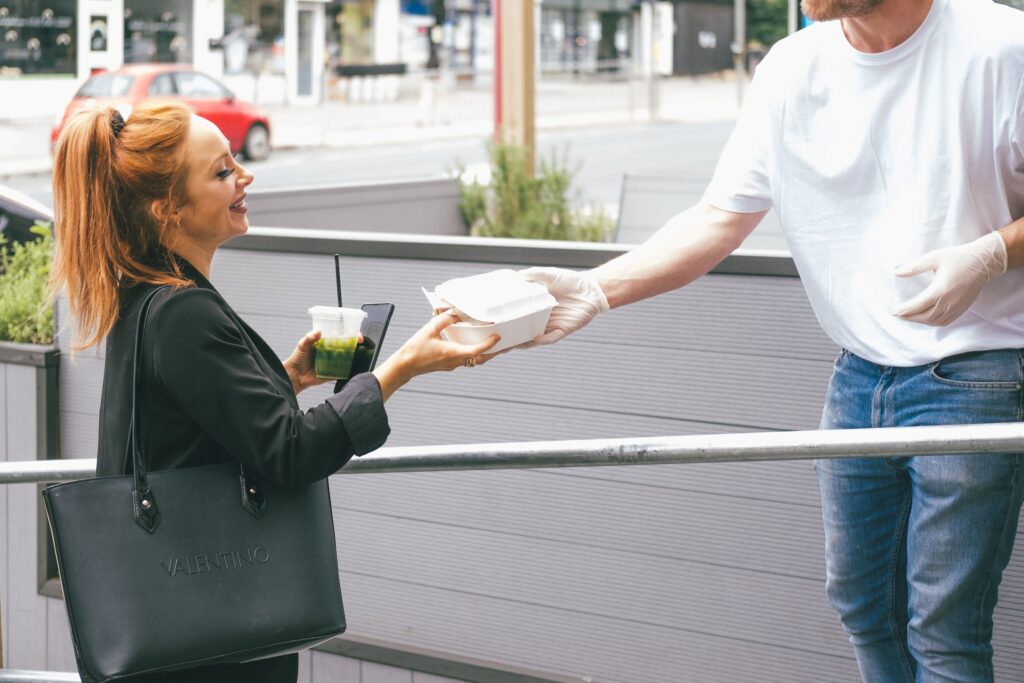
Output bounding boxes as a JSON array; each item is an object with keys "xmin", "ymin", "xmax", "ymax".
[{"xmin": 0, "ymin": 74, "xmax": 741, "ymax": 180}]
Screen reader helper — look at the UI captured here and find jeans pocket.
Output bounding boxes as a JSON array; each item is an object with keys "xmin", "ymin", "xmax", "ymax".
[{"xmin": 929, "ymin": 350, "xmax": 1024, "ymax": 391}]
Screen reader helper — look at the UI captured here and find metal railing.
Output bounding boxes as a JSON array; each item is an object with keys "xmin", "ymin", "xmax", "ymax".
[
  {"xmin": 4, "ymin": 420, "xmax": 1024, "ymax": 682},
  {"xmin": 4, "ymin": 422, "xmax": 1024, "ymax": 485},
  {"xmin": 0, "ymin": 672, "xmax": 79, "ymax": 682}
]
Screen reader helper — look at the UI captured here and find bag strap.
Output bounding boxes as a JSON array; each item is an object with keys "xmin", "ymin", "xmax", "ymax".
[
  {"xmin": 124, "ymin": 286, "xmax": 166, "ymax": 533},
  {"xmin": 126, "ymin": 286, "xmax": 266, "ymax": 535}
]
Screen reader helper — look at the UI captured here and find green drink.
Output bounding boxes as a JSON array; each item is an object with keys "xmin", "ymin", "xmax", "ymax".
[
  {"xmin": 314, "ymin": 336, "xmax": 358, "ymax": 380},
  {"xmin": 308, "ymin": 305, "xmax": 366, "ymax": 380}
]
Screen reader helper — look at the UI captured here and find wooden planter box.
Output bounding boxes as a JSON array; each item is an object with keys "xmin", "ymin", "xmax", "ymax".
[{"xmin": 0, "ymin": 340, "xmax": 62, "ymax": 669}]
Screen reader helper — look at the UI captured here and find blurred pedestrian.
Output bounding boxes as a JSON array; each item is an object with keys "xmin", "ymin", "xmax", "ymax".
[{"xmin": 418, "ymin": 24, "xmax": 450, "ymax": 126}]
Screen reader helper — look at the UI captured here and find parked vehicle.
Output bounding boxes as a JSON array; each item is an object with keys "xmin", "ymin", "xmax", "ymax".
[
  {"xmin": 0, "ymin": 184, "xmax": 52, "ymax": 249},
  {"xmin": 51, "ymin": 64, "xmax": 272, "ymax": 161}
]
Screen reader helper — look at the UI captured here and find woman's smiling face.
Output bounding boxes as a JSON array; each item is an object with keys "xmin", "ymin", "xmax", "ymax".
[{"xmin": 176, "ymin": 115, "xmax": 254, "ymax": 249}]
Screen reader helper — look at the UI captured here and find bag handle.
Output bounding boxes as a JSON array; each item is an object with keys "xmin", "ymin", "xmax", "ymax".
[{"xmin": 126, "ymin": 286, "xmax": 266, "ymax": 534}]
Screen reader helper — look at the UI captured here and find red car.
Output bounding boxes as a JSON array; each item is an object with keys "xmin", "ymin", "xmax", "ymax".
[{"xmin": 51, "ymin": 64, "xmax": 272, "ymax": 161}]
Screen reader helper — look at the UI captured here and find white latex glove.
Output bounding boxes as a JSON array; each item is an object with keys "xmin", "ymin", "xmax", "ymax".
[
  {"xmin": 520, "ymin": 267, "xmax": 610, "ymax": 346},
  {"xmin": 891, "ymin": 231, "xmax": 1007, "ymax": 326}
]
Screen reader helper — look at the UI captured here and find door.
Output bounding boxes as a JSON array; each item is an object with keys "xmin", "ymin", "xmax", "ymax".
[{"xmin": 291, "ymin": 2, "xmax": 325, "ymax": 104}]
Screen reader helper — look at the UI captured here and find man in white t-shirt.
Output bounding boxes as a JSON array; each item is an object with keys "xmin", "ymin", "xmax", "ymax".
[{"xmin": 519, "ymin": 0, "xmax": 1024, "ymax": 679}]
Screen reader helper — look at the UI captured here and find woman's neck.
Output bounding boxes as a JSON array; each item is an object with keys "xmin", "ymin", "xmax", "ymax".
[{"xmin": 168, "ymin": 241, "xmax": 215, "ymax": 280}]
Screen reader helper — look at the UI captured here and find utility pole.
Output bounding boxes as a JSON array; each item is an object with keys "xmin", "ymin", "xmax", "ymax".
[
  {"xmin": 733, "ymin": 0, "xmax": 747, "ymax": 106},
  {"xmin": 493, "ymin": 0, "xmax": 536, "ymax": 172},
  {"xmin": 642, "ymin": 0, "xmax": 659, "ymax": 121}
]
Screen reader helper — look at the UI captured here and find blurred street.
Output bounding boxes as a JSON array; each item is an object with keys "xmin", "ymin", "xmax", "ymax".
[
  {"xmin": 0, "ymin": 73, "xmax": 742, "ymax": 184},
  {"xmin": 3, "ymin": 120, "xmax": 735, "ymax": 218}
]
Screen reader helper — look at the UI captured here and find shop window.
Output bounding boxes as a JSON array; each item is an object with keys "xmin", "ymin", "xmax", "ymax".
[
  {"xmin": 223, "ymin": 0, "xmax": 285, "ymax": 75},
  {"xmin": 540, "ymin": 7, "xmax": 632, "ymax": 74},
  {"xmin": 124, "ymin": 0, "xmax": 193, "ymax": 64},
  {"xmin": 327, "ymin": 0, "xmax": 374, "ymax": 68},
  {"xmin": 0, "ymin": 1, "xmax": 76, "ymax": 76}
]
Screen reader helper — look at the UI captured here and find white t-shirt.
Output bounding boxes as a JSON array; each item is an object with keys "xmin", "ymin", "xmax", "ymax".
[{"xmin": 702, "ymin": 0, "xmax": 1024, "ymax": 367}]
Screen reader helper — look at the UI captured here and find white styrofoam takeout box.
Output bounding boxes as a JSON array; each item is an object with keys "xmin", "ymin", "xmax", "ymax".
[{"xmin": 423, "ymin": 269, "xmax": 557, "ymax": 353}]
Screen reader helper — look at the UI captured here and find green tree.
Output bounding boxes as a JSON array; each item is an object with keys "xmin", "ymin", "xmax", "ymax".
[{"xmin": 747, "ymin": 0, "xmax": 789, "ymax": 49}]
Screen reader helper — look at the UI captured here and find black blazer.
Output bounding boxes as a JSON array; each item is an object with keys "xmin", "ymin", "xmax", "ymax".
[{"xmin": 95, "ymin": 259, "xmax": 390, "ymax": 683}]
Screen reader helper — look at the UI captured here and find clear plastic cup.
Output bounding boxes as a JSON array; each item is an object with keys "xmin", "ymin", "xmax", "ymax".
[{"xmin": 308, "ymin": 306, "xmax": 367, "ymax": 380}]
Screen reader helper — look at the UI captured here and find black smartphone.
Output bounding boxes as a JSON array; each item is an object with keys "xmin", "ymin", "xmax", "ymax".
[{"xmin": 334, "ymin": 303, "xmax": 395, "ymax": 392}]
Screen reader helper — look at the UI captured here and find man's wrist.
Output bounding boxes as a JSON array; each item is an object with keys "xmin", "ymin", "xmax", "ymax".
[
  {"xmin": 997, "ymin": 216, "xmax": 1024, "ymax": 270},
  {"xmin": 583, "ymin": 270, "xmax": 611, "ymax": 313}
]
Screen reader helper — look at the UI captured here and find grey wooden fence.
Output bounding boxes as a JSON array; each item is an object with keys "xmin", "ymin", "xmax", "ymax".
[
  {"xmin": 0, "ymin": 343, "xmax": 61, "ymax": 672},
  {"xmin": 57, "ymin": 230, "xmax": 850, "ymax": 682},
  {"xmin": 614, "ymin": 172, "xmax": 786, "ymax": 250},
  {"xmin": 6, "ymin": 228, "xmax": 1024, "ymax": 681},
  {"xmin": 244, "ymin": 178, "xmax": 467, "ymax": 236}
]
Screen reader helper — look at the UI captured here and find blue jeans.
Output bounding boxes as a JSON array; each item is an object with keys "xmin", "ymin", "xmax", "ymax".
[{"xmin": 816, "ymin": 349, "xmax": 1024, "ymax": 683}]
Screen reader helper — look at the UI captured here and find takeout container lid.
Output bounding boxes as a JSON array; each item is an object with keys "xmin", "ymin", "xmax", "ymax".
[
  {"xmin": 425, "ymin": 269, "xmax": 557, "ymax": 353},
  {"xmin": 433, "ymin": 269, "xmax": 556, "ymax": 323}
]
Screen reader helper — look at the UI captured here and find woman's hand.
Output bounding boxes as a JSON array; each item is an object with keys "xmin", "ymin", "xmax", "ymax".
[
  {"xmin": 283, "ymin": 330, "xmax": 324, "ymax": 395},
  {"xmin": 283, "ymin": 330, "xmax": 364, "ymax": 395},
  {"xmin": 373, "ymin": 312, "xmax": 501, "ymax": 401}
]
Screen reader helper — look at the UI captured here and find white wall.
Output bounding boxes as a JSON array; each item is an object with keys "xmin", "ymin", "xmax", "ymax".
[
  {"xmin": 194, "ymin": 0, "xmax": 227, "ymax": 78},
  {"xmin": 373, "ymin": 0, "xmax": 401, "ymax": 64},
  {"xmin": 0, "ymin": 79, "xmax": 82, "ymax": 122},
  {"xmin": 78, "ymin": 0, "xmax": 125, "ymax": 79}
]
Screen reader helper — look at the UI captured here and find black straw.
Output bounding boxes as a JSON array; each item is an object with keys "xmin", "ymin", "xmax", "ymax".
[{"xmin": 333, "ymin": 253, "xmax": 343, "ymax": 307}]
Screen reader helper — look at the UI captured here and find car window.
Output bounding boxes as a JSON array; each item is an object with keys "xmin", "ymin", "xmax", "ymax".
[
  {"xmin": 76, "ymin": 73, "xmax": 136, "ymax": 98},
  {"xmin": 174, "ymin": 72, "xmax": 228, "ymax": 100},
  {"xmin": 0, "ymin": 192, "xmax": 50, "ymax": 247},
  {"xmin": 148, "ymin": 73, "xmax": 177, "ymax": 97}
]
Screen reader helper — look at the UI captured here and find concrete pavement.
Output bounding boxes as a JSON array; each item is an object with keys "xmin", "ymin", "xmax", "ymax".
[{"xmin": 0, "ymin": 73, "xmax": 741, "ymax": 180}]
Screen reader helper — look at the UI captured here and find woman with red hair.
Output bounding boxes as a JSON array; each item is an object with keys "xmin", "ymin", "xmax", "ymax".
[{"xmin": 50, "ymin": 101, "xmax": 498, "ymax": 682}]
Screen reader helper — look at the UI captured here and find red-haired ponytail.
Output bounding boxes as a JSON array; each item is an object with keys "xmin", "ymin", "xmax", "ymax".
[{"xmin": 51, "ymin": 101, "xmax": 194, "ymax": 350}]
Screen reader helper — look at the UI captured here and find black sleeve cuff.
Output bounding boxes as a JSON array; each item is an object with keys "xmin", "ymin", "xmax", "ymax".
[{"xmin": 326, "ymin": 373, "xmax": 391, "ymax": 456}]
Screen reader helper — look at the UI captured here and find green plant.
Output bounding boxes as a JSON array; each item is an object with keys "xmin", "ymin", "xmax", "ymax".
[
  {"xmin": 0, "ymin": 222, "xmax": 55, "ymax": 345},
  {"xmin": 457, "ymin": 140, "xmax": 614, "ymax": 243}
]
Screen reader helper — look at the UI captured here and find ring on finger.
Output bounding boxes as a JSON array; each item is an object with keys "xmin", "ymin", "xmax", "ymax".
[{"xmin": 463, "ymin": 357, "xmax": 477, "ymax": 368}]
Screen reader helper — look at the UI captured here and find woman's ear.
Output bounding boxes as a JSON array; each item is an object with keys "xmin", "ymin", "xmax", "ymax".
[
  {"xmin": 149, "ymin": 198, "xmax": 169, "ymax": 225},
  {"xmin": 149, "ymin": 198, "xmax": 180, "ymax": 227}
]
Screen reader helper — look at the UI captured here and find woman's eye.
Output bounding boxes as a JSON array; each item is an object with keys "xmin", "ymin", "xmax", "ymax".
[{"xmin": 216, "ymin": 168, "xmax": 234, "ymax": 180}]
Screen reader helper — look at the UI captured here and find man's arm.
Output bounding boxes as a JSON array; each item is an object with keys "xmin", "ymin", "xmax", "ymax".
[
  {"xmin": 595, "ymin": 203, "xmax": 768, "ymax": 308},
  {"xmin": 521, "ymin": 203, "xmax": 767, "ymax": 345}
]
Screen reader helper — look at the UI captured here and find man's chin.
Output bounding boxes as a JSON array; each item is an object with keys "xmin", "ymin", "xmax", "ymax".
[
  {"xmin": 801, "ymin": 0, "xmax": 883, "ymax": 21},
  {"xmin": 800, "ymin": 0, "xmax": 839, "ymax": 22}
]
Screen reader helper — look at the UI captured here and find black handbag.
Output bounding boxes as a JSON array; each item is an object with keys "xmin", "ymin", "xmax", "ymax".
[{"xmin": 42, "ymin": 286, "xmax": 346, "ymax": 682}]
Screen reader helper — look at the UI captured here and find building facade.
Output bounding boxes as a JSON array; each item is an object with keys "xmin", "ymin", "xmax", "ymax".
[
  {"xmin": 0, "ymin": 0, "xmax": 470, "ymax": 118},
  {"xmin": 1, "ymin": 0, "xmax": 223, "ymax": 118},
  {"xmin": 1, "ymin": 0, "xmax": 861, "ymax": 121}
]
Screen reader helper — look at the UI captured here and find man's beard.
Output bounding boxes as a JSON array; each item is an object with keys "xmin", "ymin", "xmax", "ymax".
[{"xmin": 800, "ymin": 0, "xmax": 885, "ymax": 21}]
